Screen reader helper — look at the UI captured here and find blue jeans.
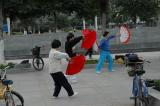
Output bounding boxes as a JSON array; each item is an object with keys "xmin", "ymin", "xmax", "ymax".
[{"xmin": 96, "ymin": 51, "xmax": 113, "ymax": 72}]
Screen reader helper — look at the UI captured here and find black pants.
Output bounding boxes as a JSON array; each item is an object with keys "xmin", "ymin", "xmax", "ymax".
[
  {"xmin": 50, "ymin": 72, "xmax": 74, "ymax": 97},
  {"xmin": 85, "ymin": 47, "xmax": 93, "ymax": 58}
]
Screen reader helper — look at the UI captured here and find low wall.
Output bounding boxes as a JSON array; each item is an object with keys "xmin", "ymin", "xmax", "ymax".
[
  {"xmin": 4, "ymin": 27, "xmax": 160, "ymax": 59},
  {"xmin": 148, "ymin": 88, "xmax": 160, "ymax": 106}
]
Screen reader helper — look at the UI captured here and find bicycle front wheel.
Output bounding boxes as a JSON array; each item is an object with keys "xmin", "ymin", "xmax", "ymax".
[
  {"xmin": 6, "ymin": 90, "xmax": 24, "ymax": 106},
  {"xmin": 5, "ymin": 94, "xmax": 15, "ymax": 106},
  {"xmin": 135, "ymin": 94, "xmax": 148, "ymax": 106},
  {"xmin": 32, "ymin": 57, "xmax": 44, "ymax": 71},
  {"xmin": 136, "ymin": 96, "xmax": 143, "ymax": 106}
]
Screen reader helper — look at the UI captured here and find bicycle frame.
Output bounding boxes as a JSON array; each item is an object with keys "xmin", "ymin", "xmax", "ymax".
[
  {"xmin": 129, "ymin": 60, "xmax": 151, "ymax": 106},
  {"xmin": 0, "ymin": 66, "xmax": 11, "ymax": 99},
  {"xmin": 132, "ymin": 74, "xmax": 148, "ymax": 97}
]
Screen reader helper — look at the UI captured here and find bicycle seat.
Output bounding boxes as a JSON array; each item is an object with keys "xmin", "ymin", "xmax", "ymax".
[
  {"xmin": 134, "ymin": 70, "xmax": 145, "ymax": 76},
  {"xmin": 2, "ymin": 80, "xmax": 13, "ymax": 85}
]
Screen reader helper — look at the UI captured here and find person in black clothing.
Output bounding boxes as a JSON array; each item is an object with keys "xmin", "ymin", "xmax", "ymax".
[
  {"xmin": 65, "ymin": 33, "xmax": 83, "ymax": 83},
  {"xmin": 85, "ymin": 47, "xmax": 93, "ymax": 59},
  {"xmin": 65, "ymin": 33, "xmax": 83, "ymax": 58}
]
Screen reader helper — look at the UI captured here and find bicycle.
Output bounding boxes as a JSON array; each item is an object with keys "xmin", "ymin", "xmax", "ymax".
[
  {"xmin": 31, "ymin": 46, "xmax": 44, "ymax": 71},
  {"xmin": 126, "ymin": 59, "xmax": 151, "ymax": 106},
  {"xmin": 0, "ymin": 66, "xmax": 24, "ymax": 106}
]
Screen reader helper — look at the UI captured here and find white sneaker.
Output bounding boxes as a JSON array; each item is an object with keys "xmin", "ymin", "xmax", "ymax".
[
  {"xmin": 109, "ymin": 70, "xmax": 115, "ymax": 72},
  {"xmin": 70, "ymin": 76, "xmax": 77, "ymax": 80},
  {"xmin": 69, "ymin": 92, "xmax": 79, "ymax": 97},
  {"xmin": 96, "ymin": 71, "xmax": 101, "ymax": 74},
  {"xmin": 71, "ymin": 80, "xmax": 78, "ymax": 83},
  {"xmin": 51, "ymin": 96, "xmax": 59, "ymax": 99}
]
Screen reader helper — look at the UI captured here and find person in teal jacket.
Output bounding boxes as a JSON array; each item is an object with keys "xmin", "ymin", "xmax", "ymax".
[{"xmin": 96, "ymin": 31, "xmax": 118, "ymax": 73}]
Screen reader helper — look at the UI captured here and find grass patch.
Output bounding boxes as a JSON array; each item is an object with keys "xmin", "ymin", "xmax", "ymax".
[
  {"xmin": 85, "ymin": 59, "xmax": 98, "ymax": 64},
  {"xmin": 12, "ymin": 32, "xmax": 23, "ymax": 35},
  {"xmin": 85, "ymin": 59, "xmax": 124, "ymax": 64}
]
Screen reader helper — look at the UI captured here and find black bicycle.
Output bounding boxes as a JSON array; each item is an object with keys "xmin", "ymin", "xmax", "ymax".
[{"xmin": 31, "ymin": 46, "xmax": 44, "ymax": 71}]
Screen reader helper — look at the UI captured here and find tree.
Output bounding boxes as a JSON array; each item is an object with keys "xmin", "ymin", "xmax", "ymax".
[
  {"xmin": 0, "ymin": 0, "xmax": 5, "ymax": 64},
  {"xmin": 0, "ymin": 0, "xmax": 3, "ymax": 39},
  {"xmin": 3, "ymin": 0, "xmax": 46, "ymax": 33},
  {"xmin": 99, "ymin": 0, "xmax": 109, "ymax": 33},
  {"xmin": 112, "ymin": 0, "xmax": 159, "ymax": 24}
]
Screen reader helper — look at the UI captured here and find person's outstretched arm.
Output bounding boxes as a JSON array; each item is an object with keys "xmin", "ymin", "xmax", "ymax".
[
  {"xmin": 70, "ymin": 36, "xmax": 83, "ymax": 47},
  {"xmin": 108, "ymin": 32, "xmax": 120, "ymax": 41},
  {"xmin": 54, "ymin": 51, "xmax": 70, "ymax": 60},
  {"xmin": 107, "ymin": 35, "xmax": 116, "ymax": 40}
]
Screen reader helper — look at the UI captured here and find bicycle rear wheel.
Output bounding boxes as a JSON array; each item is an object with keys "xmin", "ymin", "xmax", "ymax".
[{"xmin": 32, "ymin": 57, "xmax": 44, "ymax": 71}]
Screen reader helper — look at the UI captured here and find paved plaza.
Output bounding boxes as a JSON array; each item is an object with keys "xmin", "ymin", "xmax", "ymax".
[{"xmin": 3, "ymin": 52, "xmax": 160, "ymax": 106}]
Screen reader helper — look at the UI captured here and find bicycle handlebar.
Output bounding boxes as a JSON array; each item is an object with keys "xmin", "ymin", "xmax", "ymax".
[
  {"xmin": 3, "ymin": 66, "xmax": 10, "ymax": 70},
  {"xmin": 128, "ymin": 59, "xmax": 151, "ymax": 64},
  {"xmin": 1, "ymin": 65, "xmax": 10, "ymax": 80}
]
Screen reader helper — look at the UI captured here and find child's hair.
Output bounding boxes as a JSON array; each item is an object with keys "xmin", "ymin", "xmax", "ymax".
[
  {"xmin": 67, "ymin": 33, "xmax": 74, "ymax": 41},
  {"xmin": 103, "ymin": 31, "xmax": 109, "ymax": 37},
  {"xmin": 51, "ymin": 39, "xmax": 61, "ymax": 48}
]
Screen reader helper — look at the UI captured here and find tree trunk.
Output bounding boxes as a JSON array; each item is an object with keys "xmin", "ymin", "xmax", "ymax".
[
  {"xmin": 101, "ymin": 13, "xmax": 106, "ymax": 33},
  {"xmin": 53, "ymin": 12, "xmax": 57, "ymax": 33},
  {"xmin": 95, "ymin": 16, "xmax": 98, "ymax": 32},
  {"xmin": 7, "ymin": 17, "xmax": 10, "ymax": 36},
  {"xmin": 83, "ymin": 18, "xmax": 86, "ymax": 30},
  {"xmin": 0, "ymin": 0, "xmax": 5, "ymax": 64},
  {"xmin": 0, "ymin": 0, "xmax": 3, "ymax": 39},
  {"xmin": 100, "ymin": 0, "xmax": 109, "ymax": 34},
  {"xmin": 36, "ymin": 21, "xmax": 40, "ymax": 35},
  {"xmin": 33, "ymin": 26, "xmax": 35, "ymax": 34}
]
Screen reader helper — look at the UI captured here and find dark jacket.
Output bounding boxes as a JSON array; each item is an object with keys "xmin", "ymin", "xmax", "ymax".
[{"xmin": 65, "ymin": 36, "xmax": 83, "ymax": 57}]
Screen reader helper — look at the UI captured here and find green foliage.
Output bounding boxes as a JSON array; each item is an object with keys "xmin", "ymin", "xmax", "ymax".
[
  {"xmin": 74, "ymin": 0, "xmax": 100, "ymax": 18},
  {"xmin": 2, "ymin": 0, "xmax": 159, "ymax": 31},
  {"xmin": 7, "ymin": 62, "xmax": 16, "ymax": 68},
  {"xmin": 12, "ymin": 32, "xmax": 23, "ymax": 35},
  {"xmin": 155, "ymin": 80, "xmax": 160, "ymax": 91},
  {"xmin": 0, "ymin": 64, "xmax": 7, "ymax": 70},
  {"xmin": 0, "ymin": 62, "xmax": 16, "ymax": 70},
  {"xmin": 111, "ymin": 0, "xmax": 159, "ymax": 23},
  {"xmin": 85, "ymin": 60, "xmax": 98, "ymax": 64}
]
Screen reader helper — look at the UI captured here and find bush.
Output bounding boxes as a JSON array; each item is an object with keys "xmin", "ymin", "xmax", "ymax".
[
  {"xmin": 7, "ymin": 62, "xmax": 16, "ymax": 68},
  {"xmin": 155, "ymin": 80, "xmax": 160, "ymax": 91},
  {"xmin": 0, "ymin": 64, "xmax": 7, "ymax": 69},
  {"xmin": 0, "ymin": 62, "xmax": 16, "ymax": 70},
  {"xmin": 12, "ymin": 32, "xmax": 23, "ymax": 35}
]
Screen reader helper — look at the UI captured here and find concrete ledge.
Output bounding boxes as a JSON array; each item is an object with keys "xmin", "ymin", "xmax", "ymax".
[
  {"xmin": 148, "ymin": 88, "xmax": 160, "ymax": 106},
  {"xmin": 7, "ymin": 63, "xmax": 35, "ymax": 73}
]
